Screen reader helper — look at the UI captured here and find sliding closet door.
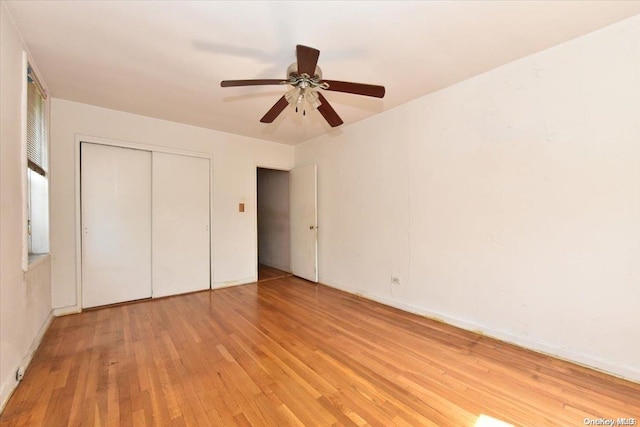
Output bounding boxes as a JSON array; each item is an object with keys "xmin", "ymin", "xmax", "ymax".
[
  {"xmin": 81, "ymin": 143, "xmax": 152, "ymax": 308},
  {"xmin": 152, "ymin": 152, "xmax": 210, "ymax": 298}
]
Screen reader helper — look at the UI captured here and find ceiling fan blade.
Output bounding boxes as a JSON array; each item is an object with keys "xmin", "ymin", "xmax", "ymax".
[
  {"xmin": 317, "ymin": 93, "xmax": 343, "ymax": 127},
  {"xmin": 221, "ymin": 79, "xmax": 284, "ymax": 87},
  {"xmin": 323, "ymin": 80, "xmax": 385, "ymax": 98},
  {"xmin": 260, "ymin": 96, "xmax": 289, "ymax": 123},
  {"xmin": 296, "ymin": 45, "xmax": 320, "ymax": 76}
]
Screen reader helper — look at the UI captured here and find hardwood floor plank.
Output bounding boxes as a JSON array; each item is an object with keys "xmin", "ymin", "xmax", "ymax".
[
  {"xmin": 258, "ymin": 265, "xmax": 291, "ymax": 282},
  {"xmin": 2, "ymin": 278, "xmax": 639, "ymax": 426},
  {"xmin": 275, "ymin": 403, "xmax": 306, "ymax": 427}
]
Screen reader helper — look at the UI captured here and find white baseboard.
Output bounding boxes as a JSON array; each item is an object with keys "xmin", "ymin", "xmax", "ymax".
[
  {"xmin": 53, "ymin": 305, "xmax": 81, "ymax": 317},
  {"xmin": 1, "ymin": 309, "xmax": 55, "ymax": 413},
  {"xmin": 320, "ymin": 280, "xmax": 640, "ymax": 384}
]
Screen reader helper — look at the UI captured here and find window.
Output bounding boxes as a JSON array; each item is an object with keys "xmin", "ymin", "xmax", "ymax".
[{"xmin": 26, "ymin": 64, "xmax": 49, "ymax": 263}]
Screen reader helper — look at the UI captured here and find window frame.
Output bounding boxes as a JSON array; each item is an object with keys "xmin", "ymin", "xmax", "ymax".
[{"xmin": 21, "ymin": 52, "xmax": 50, "ymax": 271}]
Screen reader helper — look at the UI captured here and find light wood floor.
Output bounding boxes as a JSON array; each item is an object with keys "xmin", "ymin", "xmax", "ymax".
[
  {"xmin": 1, "ymin": 277, "xmax": 639, "ymax": 426},
  {"xmin": 257, "ymin": 264, "xmax": 291, "ymax": 282}
]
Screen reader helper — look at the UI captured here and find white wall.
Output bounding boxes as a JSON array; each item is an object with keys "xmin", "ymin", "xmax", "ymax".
[
  {"xmin": 0, "ymin": 2, "xmax": 53, "ymax": 409},
  {"xmin": 296, "ymin": 15, "xmax": 640, "ymax": 381},
  {"xmin": 257, "ymin": 168, "xmax": 290, "ymax": 272},
  {"xmin": 50, "ymin": 99, "xmax": 294, "ymax": 310}
]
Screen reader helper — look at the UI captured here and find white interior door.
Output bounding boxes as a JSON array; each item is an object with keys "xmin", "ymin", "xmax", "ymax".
[
  {"xmin": 152, "ymin": 152, "xmax": 211, "ymax": 298},
  {"xmin": 81, "ymin": 143, "xmax": 152, "ymax": 308},
  {"xmin": 290, "ymin": 164, "xmax": 318, "ymax": 282}
]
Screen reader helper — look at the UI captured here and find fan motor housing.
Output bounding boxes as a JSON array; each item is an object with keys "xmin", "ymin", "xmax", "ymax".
[{"xmin": 287, "ymin": 63, "xmax": 322, "ymax": 80}]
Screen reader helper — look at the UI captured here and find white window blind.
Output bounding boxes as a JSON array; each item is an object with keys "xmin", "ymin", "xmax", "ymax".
[{"xmin": 27, "ymin": 65, "xmax": 47, "ymax": 176}]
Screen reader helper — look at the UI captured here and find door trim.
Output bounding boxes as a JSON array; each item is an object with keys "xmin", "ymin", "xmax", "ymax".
[{"xmin": 73, "ymin": 134, "xmax": 214, "ymax": 313}]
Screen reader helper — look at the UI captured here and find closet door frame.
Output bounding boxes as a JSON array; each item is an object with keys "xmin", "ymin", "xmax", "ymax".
[{"xmin": 71, "ymin": 134, "xmax": 214, "ymax": 314}]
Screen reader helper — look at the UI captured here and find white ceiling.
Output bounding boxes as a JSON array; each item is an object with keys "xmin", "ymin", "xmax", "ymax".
[{"xmin": 5, "ymin": 1, "xmax": 640, "ymax": 145}]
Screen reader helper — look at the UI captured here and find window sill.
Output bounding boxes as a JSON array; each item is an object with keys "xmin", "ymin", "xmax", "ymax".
[{"xmin": 27, "ymin": 253, "xmax": 50, "ymax": 271}]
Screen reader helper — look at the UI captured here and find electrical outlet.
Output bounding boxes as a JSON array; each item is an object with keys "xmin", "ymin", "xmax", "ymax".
[
  {"xmin": 16, "ymin": 367, "xmax": 24, "ymax": 381},
  {"xmin": 391, "ymin": 276, "xmax": 401, "ymax": 285}
]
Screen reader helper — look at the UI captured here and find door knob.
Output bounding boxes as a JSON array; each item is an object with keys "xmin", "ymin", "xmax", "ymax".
[{"xmin": 309, "ymin": 225, "xmax": 317, "ymax": 230}]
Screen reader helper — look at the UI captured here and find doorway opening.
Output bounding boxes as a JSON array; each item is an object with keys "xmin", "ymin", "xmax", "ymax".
[{"xmin": 257, "ymin": 167, "xmax": 292, "ymax": 282}]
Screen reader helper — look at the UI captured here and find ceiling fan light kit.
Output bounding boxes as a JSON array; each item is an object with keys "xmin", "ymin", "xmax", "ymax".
[
  {"xmin": 283, "ymin": 63, "xmax": 328, "ymax": 115},
  {"xmin": 221, "ymin": 45, "xmax": 385, "ymax": 127}
]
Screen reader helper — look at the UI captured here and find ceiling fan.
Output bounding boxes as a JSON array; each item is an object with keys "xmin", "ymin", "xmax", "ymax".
[{"xmin": 221, "ymin": 45, "xmax": 385, "ymax": 127}]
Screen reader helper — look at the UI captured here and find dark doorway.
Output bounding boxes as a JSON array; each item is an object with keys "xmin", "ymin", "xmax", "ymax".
[{"xmin": 257, "ymin": 168, "xmax": 291, "ymax": 282}]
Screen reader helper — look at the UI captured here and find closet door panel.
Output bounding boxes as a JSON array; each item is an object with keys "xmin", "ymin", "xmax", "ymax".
[
  {"xmin": 152, "ymin": 152, "xmax": 210, "ymax": 297},
  {"xmin": 81, "ymin": 143, "xmax": 152, "ymax": 308}
]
